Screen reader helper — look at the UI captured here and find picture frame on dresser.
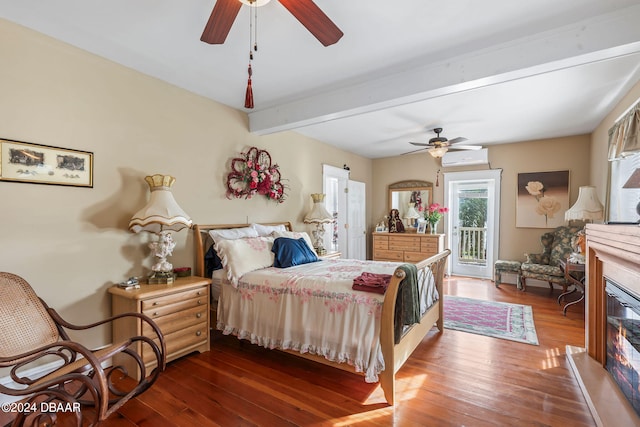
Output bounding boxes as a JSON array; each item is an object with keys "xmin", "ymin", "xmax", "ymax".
[{"xmin": 416, "ymin": 221, "xmax": 427, "ymax": 234}]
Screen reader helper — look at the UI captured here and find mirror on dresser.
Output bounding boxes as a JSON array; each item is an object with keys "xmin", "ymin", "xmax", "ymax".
[{"xmin": 388, "ymin": 180, "xmax": 433, "ymax": 227}]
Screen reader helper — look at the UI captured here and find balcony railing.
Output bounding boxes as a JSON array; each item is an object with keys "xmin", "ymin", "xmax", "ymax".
[{"xmin": 458, "ymin": 226, "xmax": 487, "ymax": 265}]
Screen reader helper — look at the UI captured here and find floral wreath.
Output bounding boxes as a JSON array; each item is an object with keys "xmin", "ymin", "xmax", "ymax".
[{"xmin": 226, "ymin": 146, "xmax": 287, "ymax": 203}]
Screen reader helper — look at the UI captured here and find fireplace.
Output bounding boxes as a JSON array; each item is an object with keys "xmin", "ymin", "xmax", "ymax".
[
  {"xmin": 567, "ymin": 224, "xmax": 640, "ymax": 426},
  {"xmin": 606, "ymin": 280, "xmax": 640, "ymax": 416}
]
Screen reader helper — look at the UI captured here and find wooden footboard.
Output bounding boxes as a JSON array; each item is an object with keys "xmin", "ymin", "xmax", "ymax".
[
  {"xmin": 379, "ymin": 249, "xmax": 449, "ymax": 405},
  {"xmin": 192, "ymin": 223, "xmax": 449, "ymax": 406}
]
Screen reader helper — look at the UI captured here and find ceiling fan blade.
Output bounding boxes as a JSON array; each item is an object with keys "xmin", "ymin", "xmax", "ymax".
[
  {"xmin": 402, "ymin": 148, "xmax": 428, "ymax": 155},
  {"xmin": 278, "ymin": 0, "xmax": 344, "ymax": 46},
  {"xmin": 447, "ymin": 137, "xmax": 469, "ymax": 145},
  {"xmin": 448, "ymin": 145, "xmax": 482, "ymax": 151},
  {"xmin": 201, "ymin": 0, "xmax": 242, "ymax": 44},
  {"xmin": 409, "ymin": 142, "xmax": 433, "ymax": 147}
]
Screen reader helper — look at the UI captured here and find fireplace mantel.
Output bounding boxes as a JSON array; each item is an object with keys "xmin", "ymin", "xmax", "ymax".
[{"xmin": 569, "ymin": 224, "xmax": 640, "ymax": 426}]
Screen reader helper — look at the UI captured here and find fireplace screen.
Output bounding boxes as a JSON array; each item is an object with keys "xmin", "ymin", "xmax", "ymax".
[{"xmin": 606, "ymin": 279, "xmax": 640, "ymax": 416}]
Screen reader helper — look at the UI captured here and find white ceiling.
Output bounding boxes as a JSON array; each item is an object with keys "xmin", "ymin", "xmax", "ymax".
[{"xmin": 2, "ymin": 0, "xmax": 640, "ymax": 158}]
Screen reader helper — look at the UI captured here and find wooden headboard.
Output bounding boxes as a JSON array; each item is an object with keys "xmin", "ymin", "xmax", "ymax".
[{"xmin": 193, "ymin": 222, "xmax": 293, "ymax": 277}]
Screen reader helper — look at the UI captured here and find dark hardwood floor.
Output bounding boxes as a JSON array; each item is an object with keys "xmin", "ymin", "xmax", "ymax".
[{"xmin": 3, "ymin": 276, "xmax": 594, "ymax": 426}]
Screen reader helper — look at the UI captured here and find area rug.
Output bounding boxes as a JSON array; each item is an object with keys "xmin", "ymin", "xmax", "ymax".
[{"xmin": 443, "ymin": 295, "xmax": 539, "ymax": 345}]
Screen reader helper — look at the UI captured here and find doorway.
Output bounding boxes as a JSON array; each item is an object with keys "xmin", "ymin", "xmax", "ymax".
[
  {"xmin": 444, "ymin": 169, "xmax": 502, "ymax": 278},
  {"xmin": 322, "ymin": 164, "xmax": 366, "ymax": 260}
]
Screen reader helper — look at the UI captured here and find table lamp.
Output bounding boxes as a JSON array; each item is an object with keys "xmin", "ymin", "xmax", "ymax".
[
  {"xmin": 565, "ymin": 186, "xmax": 604, "ymax": 224},
  {"xmin": 623, "ymin": 168, "xmax": 640, "ymax": 221},
  {"xmin": 303, "ymin": 193, "xmax": 334, "ymax": 255},
  {"xmin": 129, "ymin": 174, "xmax": 192, "ymax": 284}
]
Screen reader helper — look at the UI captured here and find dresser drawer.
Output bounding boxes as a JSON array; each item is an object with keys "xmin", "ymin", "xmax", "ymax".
[
  {"xmin": 143, "ymin": 295, "xmax": 207, "ymax": 319},
  {"xmin": 389, "ymin": 236, "xmax": 421, "ymax": 251},
  {"xmin": 374, "ymin": 249, "xmax": 403, "ymax": 261},
  {"xmin": 405, "ymin": 252, "xmax": 433, "ymax": 262},
  {"xmin": 142, "ymin": 304, "xmax": 207, "ymax": 336},
  {"xmin": 143, "ymin": 322, "xmax": 208, "ymax": 364},
  {"xmin": 373, "ymin": 236, "xmax": 389, "ymax": 249},
  {"xmin": 421, "ymin": 240, "xmax": 439, "ymax": 252},
  {"xmin": 142, "ymin": 287, "xmax": 208, "ymax": 311}
]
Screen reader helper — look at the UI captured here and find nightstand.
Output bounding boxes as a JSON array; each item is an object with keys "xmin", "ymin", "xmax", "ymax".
[
  {"xmin": 319, "ymin": 251, "xmax": 342, "ymax": 260},
  {"xmin": 109, "ymin": 275, "xmax": 211, "ymax": 380}
]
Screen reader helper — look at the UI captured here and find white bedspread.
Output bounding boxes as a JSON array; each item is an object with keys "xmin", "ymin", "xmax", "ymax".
[{"xmin": 216, "ymin": 258, "xmax": 438, "ymax": 383}]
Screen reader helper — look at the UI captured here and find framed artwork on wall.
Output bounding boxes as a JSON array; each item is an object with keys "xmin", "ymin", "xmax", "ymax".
[
  {"xmin": 0, "ymin": 138, "xmax": 93, "ymax": 187},
  {"xmin": 608, "ymin": 152, "xmax": 640, "ymax": 223},
  {"xmin": 516, "ymin": 170, "xmax": 570, "ymax": 228}
]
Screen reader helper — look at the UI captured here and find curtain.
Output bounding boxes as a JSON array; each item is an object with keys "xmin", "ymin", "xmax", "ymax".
[{"xmin": 608, "ymin": 102, "xmax": 640, "ymax": 160}]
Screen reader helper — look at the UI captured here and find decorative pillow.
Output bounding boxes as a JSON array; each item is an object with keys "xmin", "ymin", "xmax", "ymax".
[
  {"xmin": 251, "ymin": 223, "xmax": 287, "ymax": 236},
  {"xmin": 272, "ymin": 230, "xmax": 318, "ymax": 256},
  {"xmin": 214, "ymin": 236, "xmax": 275, "ymax": 286},
  {"xmin": 209, "ymin": 227, "xmax": 258, "ymax": 242},
  {"xmin": 272, "ymin": 237, "xmax": 319, "ymax": 268}
]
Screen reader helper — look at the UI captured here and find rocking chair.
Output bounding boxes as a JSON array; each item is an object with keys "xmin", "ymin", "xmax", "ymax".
[{"xmin": 0, "ymin": 272, "xmax": 166, "ymax": 426}]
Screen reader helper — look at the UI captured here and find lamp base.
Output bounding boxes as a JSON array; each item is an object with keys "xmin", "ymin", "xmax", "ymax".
[{"xmin": 148, "ymin": 271, "xmax": 175, "ymax": 285}]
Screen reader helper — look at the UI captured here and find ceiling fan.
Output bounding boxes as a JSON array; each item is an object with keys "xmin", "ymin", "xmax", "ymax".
[
  {"xmin": 201, "ymin": 0, "xmax": 344, "ymax": 46},
  {"xmin": 406, "ymin": 127, "xmax": 482, "ymax": 158}
]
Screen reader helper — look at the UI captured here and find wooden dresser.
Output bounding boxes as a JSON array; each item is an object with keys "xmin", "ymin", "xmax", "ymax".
[
  {"xmin": 372, "ymin": 232, "xmax": 445, "ymax": 262},
  {"xmin": 109, "ymin": 276, "xmax": 210, "ymax": 380}
]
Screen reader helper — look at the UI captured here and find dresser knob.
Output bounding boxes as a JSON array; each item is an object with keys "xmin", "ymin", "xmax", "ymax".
[
  {"xmin": 152, "ymin": 302, "xmax": 159, "ymax": 306},
  {"xmin": 153, "ymin": 312, "xmax": 158, "ymax": 316},
  {"xmin": 197, "ymin": 300, "xmax": 202, "ymax": 305},
  {"xmin": 196, "ymin": 313, "xmax": 202, "ymax": 318},
  {"xmin": 197, "ymin": 291, "xmax": 202, "ymax": 295},
  {"xmin": 196, "ymin": 330, "xmax": 202, "ymax": 337}
]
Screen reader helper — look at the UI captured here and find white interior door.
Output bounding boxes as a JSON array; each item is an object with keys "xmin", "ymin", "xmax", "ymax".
[
  {"xmin": 347, "ymin": 180, "xmax": 366, "ymax": 260},
  {"xmin": 444, "ymin": 169, "xmax": 502, "ymax": 279},
  {"xmin": 323, "ymin": 164, "xmax": 349, "ymax": 254}
]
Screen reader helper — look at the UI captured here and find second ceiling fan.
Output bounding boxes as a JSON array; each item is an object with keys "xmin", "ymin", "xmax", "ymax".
[
  {"xmin": 201, "ymin": 0, "xmax": 344, "ymax": 46},
  {"xmin": 407, "ymin": 127, "xmax": 481, "ymax": 158}
]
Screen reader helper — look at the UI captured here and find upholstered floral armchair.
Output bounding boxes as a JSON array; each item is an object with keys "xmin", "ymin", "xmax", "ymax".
[{"xmin": 520, "ymin": 225, "xmax": 582, "ymax": 291}]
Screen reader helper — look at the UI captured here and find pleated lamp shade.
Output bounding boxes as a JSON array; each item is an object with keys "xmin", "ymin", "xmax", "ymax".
[
  {"xmin": 129, "ymin": 174, "xmax": 192, "ymax": 234},
  {"xmin": 564, "ymin": 186, "xmax": 604, "ymax": 221},
  {"xmin": 303, "ymin": 194, "xmax": 333, "ymax": 224}
]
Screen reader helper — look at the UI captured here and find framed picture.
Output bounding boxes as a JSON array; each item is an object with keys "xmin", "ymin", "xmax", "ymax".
[
  {"xmin": 607, "ymin": 152, "xmax": 640, "ymax": 223},
  {"xmin": 416, "ymin": 221, "xmax": 427, "ymax": 234},
  {"xmin": 516, "ymin": 170, "xmax": 569, "ymax": 228},
  {"xmin": 0, "ymin": 138, "xmax": 93, "ymax": 187}
]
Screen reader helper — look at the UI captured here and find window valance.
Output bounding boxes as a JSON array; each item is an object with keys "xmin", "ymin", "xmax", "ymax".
[{"xmin": 608, "ymin": 102, "xmax": 640, "ymax": 160}]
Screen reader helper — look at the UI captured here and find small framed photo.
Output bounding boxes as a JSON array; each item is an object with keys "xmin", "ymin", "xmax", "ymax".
[
  {"xmin": 0, "ymin": 138, "xmax": 93, "ymax": 187},
  {"xmin": 375, "ymin": 225, "xmax": 385, "ymax": 232},
  {"xmin": 416, "ymin": 221, "xmax": 427, "ymax": 234}
]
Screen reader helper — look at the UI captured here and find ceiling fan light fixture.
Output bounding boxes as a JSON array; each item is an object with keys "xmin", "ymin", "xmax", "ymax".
[
  {"xmin": 429, "ymin": 147, "xmax": 448, "ymax": 158},
  {"xmin": 239, "ymin": 0, "xmax": 272, "ymax": 6}
]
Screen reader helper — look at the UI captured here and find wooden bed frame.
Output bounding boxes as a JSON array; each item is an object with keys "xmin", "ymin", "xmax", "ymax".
[{"xmin": 193, "ymin": 222, "xmax": 450, "ymax": 405}]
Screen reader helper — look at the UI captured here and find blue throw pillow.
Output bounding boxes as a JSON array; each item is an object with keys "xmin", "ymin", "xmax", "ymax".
[{"xmin": 272, "ymin": 237, "xmax": 319, "ymax": 268}]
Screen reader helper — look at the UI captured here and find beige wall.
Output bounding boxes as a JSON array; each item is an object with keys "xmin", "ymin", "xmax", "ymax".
[
  {"xmin": 0, "ymin": 20, "xmax": 372, "ymax": 348},
  {"xmin": 373, "ymin": 135, "xmax": 592, "ymax": 261}
]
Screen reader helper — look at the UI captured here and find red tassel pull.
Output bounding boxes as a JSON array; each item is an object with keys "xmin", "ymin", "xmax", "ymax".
[{"xmin": 244, "ymin": 64, "xmax": 254, "ymax": 109}]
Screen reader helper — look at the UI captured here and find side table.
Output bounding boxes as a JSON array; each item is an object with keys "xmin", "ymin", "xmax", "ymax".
[
  {"xmin": 558, "ymin": 259, "xmax": 585, "ymax": 316},
  {"xmin": 109, "ymin": 275, "xmax": 211, "ymax": 379}
]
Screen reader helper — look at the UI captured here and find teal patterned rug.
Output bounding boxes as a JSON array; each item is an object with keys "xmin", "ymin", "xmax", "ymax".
[{"xmin": 444, "ymin": 295, "xmax": 539, "ymax": 345}]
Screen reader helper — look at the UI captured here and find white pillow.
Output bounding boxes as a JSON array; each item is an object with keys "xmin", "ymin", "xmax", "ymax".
[
  {"xmin": 214, "ymin": 236, "xmax": 274, "ymax": 286},
  {"xmin": 251, "ymin": 223, "xmax": 287, "ymax": 236},
  {"xmin": 209, "ymin": 227, "xmax": 258, "ymax": 242},
  {"xmin": 272, "ymin": 231, "xmax": 318, "ymax": 256}
]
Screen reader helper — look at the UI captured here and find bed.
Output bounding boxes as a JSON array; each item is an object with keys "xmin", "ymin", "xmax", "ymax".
[{"xmin": 193, "ymin": 222, "xmax": 450, "ymax": 405}]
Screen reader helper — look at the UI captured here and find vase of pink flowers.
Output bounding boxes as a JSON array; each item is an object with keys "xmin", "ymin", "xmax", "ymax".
[{"xmin": 424, "ymin": 203, "xmax": 448, "ymax": 234}]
